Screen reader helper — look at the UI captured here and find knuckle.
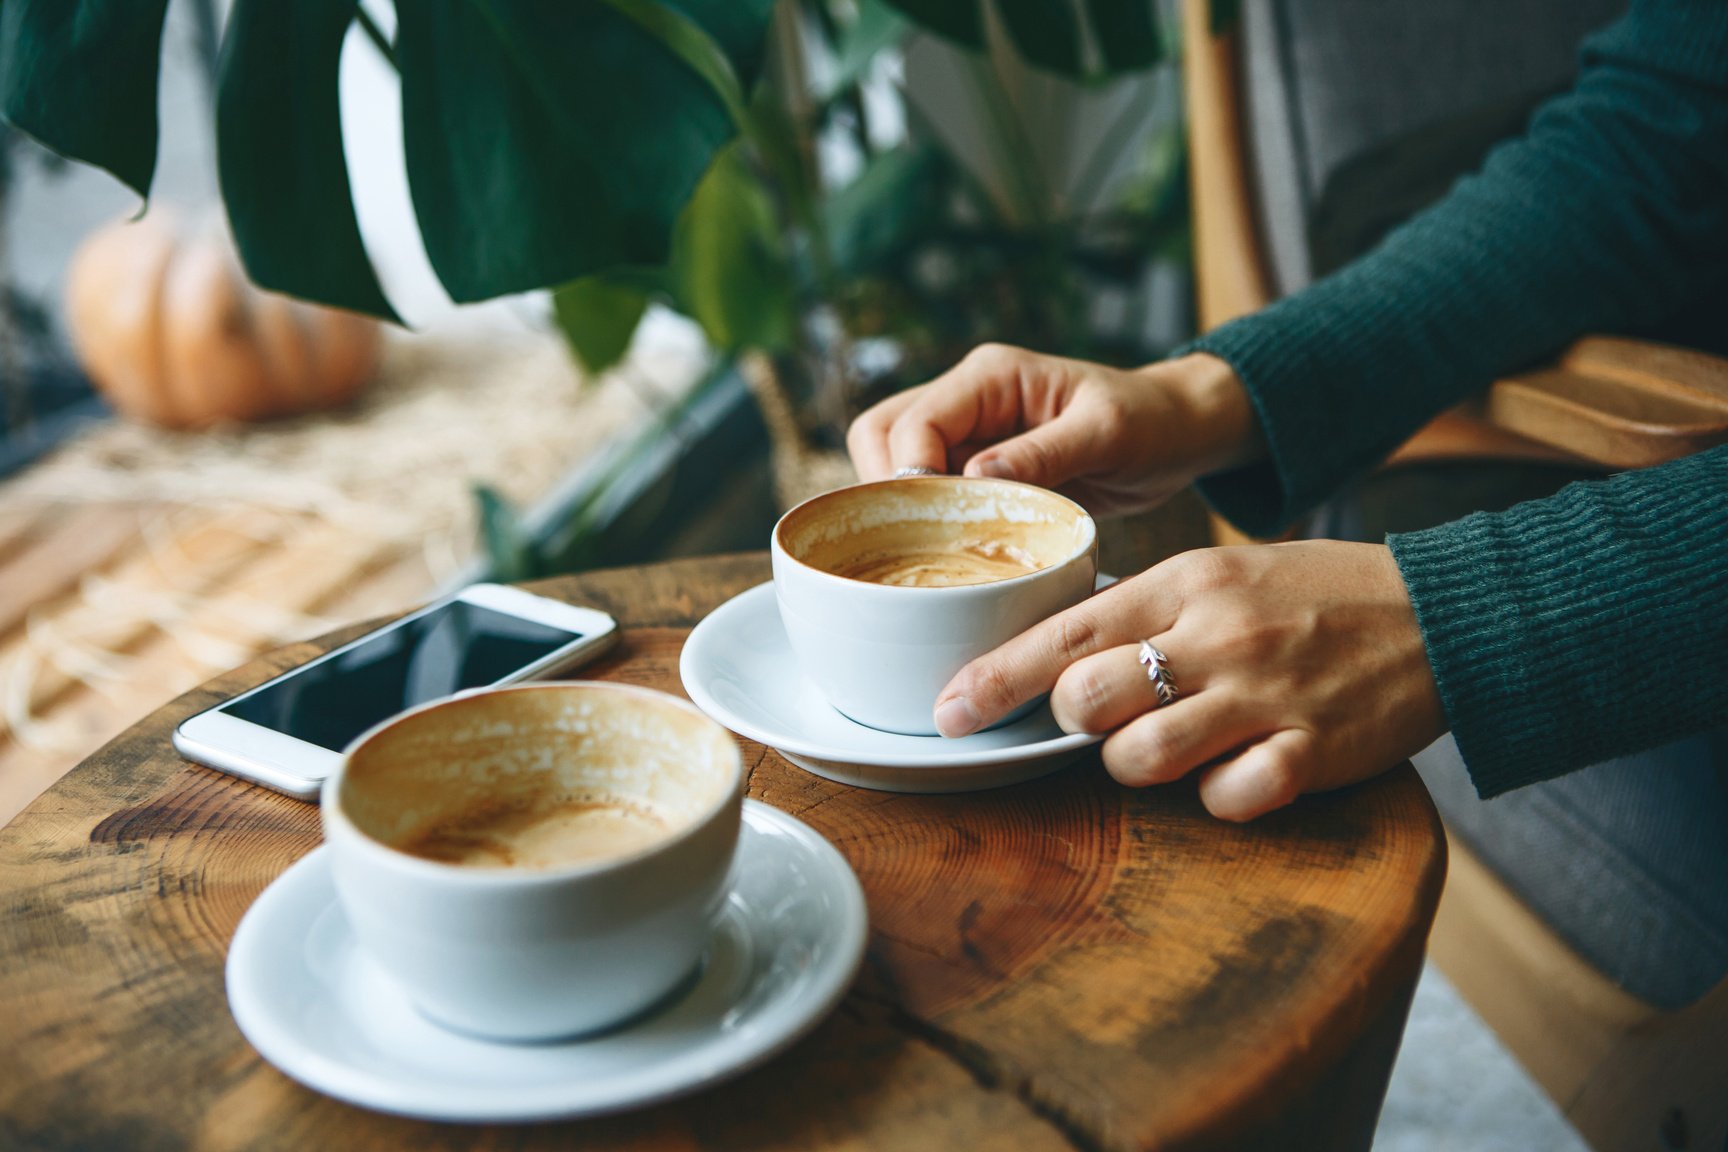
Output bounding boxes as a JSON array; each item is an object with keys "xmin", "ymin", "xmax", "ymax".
[
  {"xmin": 1131, "ymin": 720, "xmax": 1182, "ymax": 769},
  {"xmin": 1100, "ymin": 738, "xmax": 1145, "ymax": 786},
  {"xmin": 1053, "ymin": 665, "xmax": 1111, "ymax": 732},
  {"xmin": 1090, "ymin": 392, "xmax": 1131, "ymax": 439},
  {"xmin": 844, "ymin": 418, "xmax": 872, "ymax": 454},
  {"xmin": 1105, "ymin": 720, "xmax": 1178, "ymax": 786},
  {"xmin": 964, "ymin": 342, "xmax": 1024, "ymax": 375},
  {"xmin": 1171, "ymin": 548, "xmax": 1237, "ymax": 594},
  {"xmin": 1049, "ymin": 611, "xmax": 1100, "ymax": 664},
  {"xmin": 1016, "ymin": 435, "xmax": 1057, "ymax": 479}
]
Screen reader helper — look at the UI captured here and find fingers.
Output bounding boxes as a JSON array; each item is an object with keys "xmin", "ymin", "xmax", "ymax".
[
  {"xmin": 958, "ymin": 412, "xmax": 1103, "ymax": 490},
  {"xmin": 848, "ymin": 343, "xmax": 1092, "ymax": 482},
  {"xmin": 1197, "ymin": 729, "xmax": 1316, "ymax": 822},
  {"xmin": 846, "ymin": 388, "xmax": 922, "ymax": 481},
  {"xmin": 934, "ymin": 580, "xmax": 1180, "ymax": 736},
  {"xmin": 1050, "ymin": 642, "xmax": 1203, "ymax": 735},
  {"xmin": 1099, "ymin": 692, "xmax": 1264, "ymax": 787},
  {"xmin": 883, "ymin": 351, "xmax": 1020, "ymax": 476},
  {"xmin": 887, "ymin": 389, "xmax": 979, "ymax": 477}
]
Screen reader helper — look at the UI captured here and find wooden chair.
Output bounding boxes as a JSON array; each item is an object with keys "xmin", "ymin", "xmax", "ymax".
[{"xmin": 1180, "ymin": 0, "xmax": 1728, "ymax": 1147}]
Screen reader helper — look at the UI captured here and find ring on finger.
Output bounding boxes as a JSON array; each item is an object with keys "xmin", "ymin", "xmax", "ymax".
[
  {"xmin": 893, "ymin": 465, "xmax": 941, "ymax": 478},
  {"xmin": 1136, "ymin": 640, "xmax": 1180, "ymax": 708}
]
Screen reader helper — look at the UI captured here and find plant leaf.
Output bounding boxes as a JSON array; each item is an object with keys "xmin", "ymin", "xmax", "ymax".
[
  {"xmin": 217, "ymin": 0, "xmax": 399, "ymax": 321},
  {"xmin": 823, "ymin": 144, "xmax": 945, "ymax": 276},
  {"xmin": 601, "ymin": 0, "xmax": 746, "ymax": 122},
  {"xmin": 1085, "ymin": 0, "xmax": 1161, "ymax": 71},
  {"xmin": 880, "ymin": 0, "xmax": 982, "ymax": 50},
  {"xmin": 671, "ymin": 142, "xmax": 795, "ymax": 351},
  {"xmin": 472, "ymin": 483, "xmax": 540, "ymax": 582},
  {"xmin": 994, "ymin": 0, "xmax": 1081, "ymax": 77},
  {"xmin": 0, "ymin": 0, "xmax": 171, "ymax": 198},
  {"xmin": 824, "ymin": 0, "xmax": 910, "ymax": 102},
  {"xmin": 652, "ymin": 0, "xmax": 776, "ymax": 94},
  {"xmin": 395, "ymin": 2, "xmax": 735, "ymax": 303},
  {"xmin": 551, "ymin": 277, "xmax": 650, "ymax": 376}
]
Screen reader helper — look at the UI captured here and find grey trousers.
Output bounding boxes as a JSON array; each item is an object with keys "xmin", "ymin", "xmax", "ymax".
[{"xmin": 1308, "ymin": 462, "xmax": 1728, "ymax": 1009}]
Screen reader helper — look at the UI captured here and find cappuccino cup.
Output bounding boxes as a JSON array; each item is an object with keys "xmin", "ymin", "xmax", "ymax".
[
  {"xmin": 321, "ymin": 682, "xmax": 743, "ymax": 1041},
  {"xmin": 771, "ymin": 476, "xmax": 1097, "ymax": 736}
]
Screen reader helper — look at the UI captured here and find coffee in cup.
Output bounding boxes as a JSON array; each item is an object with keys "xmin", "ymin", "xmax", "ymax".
[
  {"xmin": 395, "ymin": 794, "xmax": 674, "ymax": 870},
  {"xmin": 322, "ymin": 681, "xmax": 743, "ymax": 1041},
  {"xmin": 771, "ymin": 476, "xmax": 1097, "ymax": 736}
]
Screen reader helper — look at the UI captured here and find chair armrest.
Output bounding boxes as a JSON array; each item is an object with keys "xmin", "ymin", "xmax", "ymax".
[{"xmin": 1484, "ymin": 337, "xmax": 1728, "ymax": 470}]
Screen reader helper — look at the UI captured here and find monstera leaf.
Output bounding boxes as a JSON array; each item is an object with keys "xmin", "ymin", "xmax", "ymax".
[
  {"xmin": 217, "ymin": 0, "xmax": 397, "ymax": 320},
  {"xmin": 0, "ymin": 0, "xmax": 776, "ymax": 321},
  {"xmin": 0, "ymin": 0, "xmax": 1162, "ymax": 333}
]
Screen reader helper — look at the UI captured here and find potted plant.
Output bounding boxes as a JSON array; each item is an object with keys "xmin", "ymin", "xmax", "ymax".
[{"xmin": 1, "ymin": 0, "xmax": 1188, "ymax": 563}]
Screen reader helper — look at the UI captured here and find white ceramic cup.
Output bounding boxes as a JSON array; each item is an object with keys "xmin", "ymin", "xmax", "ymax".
[
  {"xmin": 771, "ymin": 476, "xmax": 1098, "ymax": 736},
  {"xmin": 320, "ymin": 681, "xmax": 743, "ymax": 1042}
]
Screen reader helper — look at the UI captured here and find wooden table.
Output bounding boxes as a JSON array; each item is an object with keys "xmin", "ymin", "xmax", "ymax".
[{"xmin": 0, "ymin": 554, "xmax": 1445, "ymax": 1151}]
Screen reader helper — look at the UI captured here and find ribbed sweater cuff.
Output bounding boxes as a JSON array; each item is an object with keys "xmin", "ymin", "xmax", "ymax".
[
  {"xmin": 1178, "ymin": 324, "xmax": 1307, "ymax": 538},
  {"xmin": 1178, "ymin": 293, "xmax": 1455, "ymax": 537},
  {"xmin": 1389, "ymin": 446, "xmax": 1728, "ymax": 797}
]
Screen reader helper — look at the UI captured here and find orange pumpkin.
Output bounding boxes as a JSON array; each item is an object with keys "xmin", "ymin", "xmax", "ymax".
[{"xmin": 65, "ymin": 211, "xmax": 382, "ymax": 429}]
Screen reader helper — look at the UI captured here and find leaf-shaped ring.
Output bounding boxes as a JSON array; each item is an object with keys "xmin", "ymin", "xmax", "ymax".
[{"xmin": 1137, "ymin": 640, "xmax": 1180, "ymax": 708}]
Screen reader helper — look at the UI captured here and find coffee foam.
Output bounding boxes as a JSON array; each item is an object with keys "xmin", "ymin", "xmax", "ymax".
[
  {"xmin": 779, "ymin": 477, "xmax": 1092, "ymax": 588},
  {"xmin": 399, "ymin": 795, "xmax": 672, "ymax": 869},
  {"xmin": 825, "ymin": 538, "xmax": 1043, "ymax": 587},
  {"xmin": 340, "ymin": 687, "xmax": 737, "ymax": 871}
]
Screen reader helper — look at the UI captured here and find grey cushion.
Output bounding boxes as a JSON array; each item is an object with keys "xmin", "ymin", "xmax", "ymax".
[
  {"xmin": 1416, "ymin": 731, "xmax": 1728, "ymax": 1012},
  {"xmin": 1239, "ymin": 0, "xmax": 1627, "ymax": 293}
]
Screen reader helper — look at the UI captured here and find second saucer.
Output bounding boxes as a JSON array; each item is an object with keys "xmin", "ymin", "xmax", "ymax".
[{"xmin": 679, "ymin": 583, "xmax": 1101, "ymax": 793}]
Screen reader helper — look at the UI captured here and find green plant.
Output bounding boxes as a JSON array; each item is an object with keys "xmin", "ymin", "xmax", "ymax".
[
  {"xmin": 2, "ymin": 2, "xmax": 1182, "ymax": 366},
  {"xmin": 2, "ymin": 1, "xmax": 1187, "ymax": 570}
]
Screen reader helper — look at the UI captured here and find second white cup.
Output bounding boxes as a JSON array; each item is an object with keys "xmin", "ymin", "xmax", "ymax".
[
  {"xmin": 771, "ymin": 476, "xmax": 1098, "ymax": 736},
  {"xmin": 321, "ymin": 681, "xmax": 743, "ymax": 1041}
]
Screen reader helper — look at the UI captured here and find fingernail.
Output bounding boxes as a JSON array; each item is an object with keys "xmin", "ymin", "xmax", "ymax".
[
  {"xmin": 935, "ymin": 697, "xmax": 981, "ymax": 738},
  {"xmin": 977, "ymin": 457, "xmax": 1014, "ymax": 480}
]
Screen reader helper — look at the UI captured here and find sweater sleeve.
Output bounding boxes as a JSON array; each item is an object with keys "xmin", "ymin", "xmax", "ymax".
[
  {"xmin": 1386, "ymin": 445, "xmax": 1728, "ymax": 797},
  {"xmin": 1185, "ymin": 0, "xmax": 1728, "ymax": 536}
]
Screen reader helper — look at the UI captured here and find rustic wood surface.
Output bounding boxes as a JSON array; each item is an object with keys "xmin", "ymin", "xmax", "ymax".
[{"xmin": 0, "ymin": 553, "xmax": 1445, "ymax": 1152}]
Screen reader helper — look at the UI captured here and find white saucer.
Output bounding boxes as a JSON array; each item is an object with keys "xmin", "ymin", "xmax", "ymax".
[
  {"xmin": 679, "ymin": 583, "xmax": 1101, "ymax": 793},
  {"xmin": 225, "ymin": 801, "xmax": 867, "ymax": 1123}
]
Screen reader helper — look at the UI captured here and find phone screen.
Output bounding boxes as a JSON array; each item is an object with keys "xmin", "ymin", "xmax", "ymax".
[{"xmin": 222, "ymin": 600, "xmax": 582, "ymax": 752}]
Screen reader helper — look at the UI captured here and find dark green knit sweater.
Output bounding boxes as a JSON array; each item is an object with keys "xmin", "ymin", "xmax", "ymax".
[{"xmin": 1186, "ymin": 0, "xmax": 1728, "ymax": 797}]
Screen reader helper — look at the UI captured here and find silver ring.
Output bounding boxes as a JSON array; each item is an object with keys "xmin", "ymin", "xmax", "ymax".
[
  {"xmin": 893, "ymin": 465, "xmax": 941, "ymax": 478},
  {"xmin": 1137, "ymin": 641, "xmax": 1180, "ymax": 707}
]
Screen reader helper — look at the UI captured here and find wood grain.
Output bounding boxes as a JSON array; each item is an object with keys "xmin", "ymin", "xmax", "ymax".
[
  {"xmin": 1486, "ymin": 337, "xmax": 1728, "ymax": 470},
  {"xmin": 1182, "ymin": 0, "xmax": 1271, "ymax": 333},
  {"xmin": 0, "ymin": 554, "xmax": 1445, "ymax": 1151}
]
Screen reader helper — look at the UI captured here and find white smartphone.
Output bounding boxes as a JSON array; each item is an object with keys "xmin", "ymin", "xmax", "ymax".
[{"xmin": 173, "ymin": 583, "xmax": 618, "ymax": 800}]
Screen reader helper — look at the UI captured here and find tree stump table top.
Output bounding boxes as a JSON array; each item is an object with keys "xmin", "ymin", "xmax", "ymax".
[{"xmin": 0, "ymin": 554, "xmax": 1445, "ymax": 1152}]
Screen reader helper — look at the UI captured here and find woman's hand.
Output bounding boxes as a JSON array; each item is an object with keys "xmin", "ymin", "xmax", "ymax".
[
  {"xmin": 932, "ymin": 541, "xmax": 1448, "ymax": 821},
  {"xmin": 847, "ymin": 344, "xmax": 1263, "ymax": 517}
]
